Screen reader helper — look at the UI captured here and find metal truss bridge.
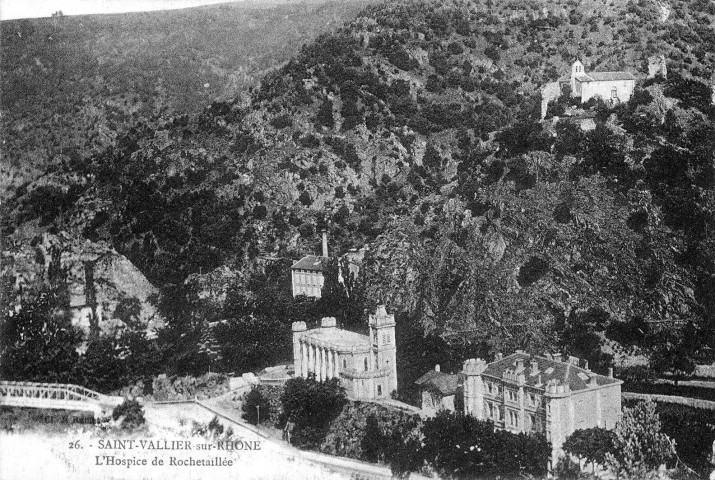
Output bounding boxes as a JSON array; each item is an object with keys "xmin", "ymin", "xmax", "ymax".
[{"xmin": 0, "ymin": 381, "xmax": 124, "ymax": 417}]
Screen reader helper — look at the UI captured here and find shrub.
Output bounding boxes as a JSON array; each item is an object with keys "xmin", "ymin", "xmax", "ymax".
[
  {"xmin": 270, "ymin": 114, "xmax": 293, "ymax": 129},
  {"xmin": 208, "ymin": 415, "xmax": 224, "ymax": 435},
  {"xmin": 112, "ymin": 399, "xmax": 145, "ymax": 430}
]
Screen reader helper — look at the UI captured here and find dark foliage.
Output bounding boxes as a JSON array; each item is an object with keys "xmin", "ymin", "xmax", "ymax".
[{"xmin": 112, "ymin": 399, "xmax": 145, "ymax": 429}]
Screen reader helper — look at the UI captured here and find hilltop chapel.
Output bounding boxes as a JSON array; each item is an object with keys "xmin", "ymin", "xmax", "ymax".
[{"xmin": 559, "ymin": 59, "xmax": 635, "ymax": 104}]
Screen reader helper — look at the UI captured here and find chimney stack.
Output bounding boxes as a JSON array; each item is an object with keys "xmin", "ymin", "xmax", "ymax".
[
  {"xmin": 530, "ymin": 359, "xmax": 539, "ymax": 375},
  {"xmin": 608, "ymin": 367, "xmax": 614, "ymax": 378},
  {"xmin": 321, "ymin": 230, "xmax": 329, "ymax": 257},
  {"xmin": 435, "ymin": 364, "xmax": 440, "ymax": 373}
]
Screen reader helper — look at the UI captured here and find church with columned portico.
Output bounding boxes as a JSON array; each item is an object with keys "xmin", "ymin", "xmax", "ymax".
[{"xmin": 291, "ymin": 305, "xmax": 397, "ymax": 400}]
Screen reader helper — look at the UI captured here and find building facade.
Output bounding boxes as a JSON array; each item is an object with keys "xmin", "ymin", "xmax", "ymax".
[
  {"xmin": 291, "ymin": 306, "xmax": 398, "ymax": 401},
  {"xmin": 415, "ymin": 365, "xmax": 459, "ymax": 416},
  {"xmin": 559, "ymin": 60, "xmax": 635, "ymax": 104},
  {"xmin": 291, "ymin": 255, "xmax": 325, "ymax": 298},
  {"xmin": 461, "ymin": 351, "xmax": 622, "ymax": 462}
]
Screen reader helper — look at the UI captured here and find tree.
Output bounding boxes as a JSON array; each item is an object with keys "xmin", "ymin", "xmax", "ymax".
[
  {"xmin": 315, "ymin": 97, "xmax": 334, "ymax": 128},
  {"xmin": 361, "ymin": 414, "xmax": 384, "ymax": 462},
  {"xmin": 242, "ymin": 387, "xmax": 270, "ymax": 425},
  {"xmin": 0, "ymin": 287, "xmax": 84, "ymax": 384},
  {"xmin": 606, "ymin": 400, "xmax": 675, "ymax": 477},
  {"xmin": 563, "ymin": 427, "xmax": 617, "ymax": 472},
  {"xmin": 649, "ymin": 324, "xmax": 698, "ymax": 386},
  {"xmin": 280, "ymin": 377, "xmax": 346, "ymax": 449}
]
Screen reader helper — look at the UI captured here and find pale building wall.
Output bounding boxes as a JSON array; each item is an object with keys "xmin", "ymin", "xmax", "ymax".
[
  {"xmin": 581, "ymin": 79, "xmax": 635, "ymax": 103},
  {"xmin": 291, "ymin": 269, "xmax": 324, "ymax": 297}
]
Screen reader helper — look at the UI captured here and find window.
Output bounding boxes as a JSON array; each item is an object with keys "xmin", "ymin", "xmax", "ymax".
[
  {"xmin": 364, "ymin": 358, "xmax": 369, "ymax": 371},
  {"xmin": 343, "ymin": 359, "xmax": 347, "ymax": 369},
  {"xmin": 508, "ymin": 410, "xmax": 519, "ymax": 427},
  {"xmin": 506, "ymin": 389, "xmax": 518, "ymax": 403},
  {"xmin": 529, "ymin": 393, "xmax": 536, "ymax": 406},
  {"xmin": 611, "ymin": 87, "xmax": 618, "ymax": 98},
  {"xmin": 383, "ymin": 333, "xmax": 391, "ymax": 345},
  {"xmin": 377, "ymin": 385, "xmax": 382, "ymax": 396}
]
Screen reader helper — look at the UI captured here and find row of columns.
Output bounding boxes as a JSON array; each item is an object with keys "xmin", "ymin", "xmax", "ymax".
[{"xmin": 299, "ymin": 341, "xmax": 340, "ymax": 381}]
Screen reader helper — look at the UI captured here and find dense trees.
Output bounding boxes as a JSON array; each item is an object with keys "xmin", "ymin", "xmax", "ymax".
[
  {"xmin": 2, "ymin": 0, "xmax": 714, "ymax": 412},
  {"xmin": 279, "ymin": 377, "xmax": 347, "ymax": 449}
]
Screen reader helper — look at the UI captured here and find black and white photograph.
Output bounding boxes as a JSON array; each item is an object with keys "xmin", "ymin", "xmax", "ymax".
[{"xmin": 1, "ymin": 0, "xmax": 714, "ymax": 478}]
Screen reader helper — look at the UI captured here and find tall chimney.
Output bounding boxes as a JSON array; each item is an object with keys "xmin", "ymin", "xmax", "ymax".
[
  {"xmin": 322, "ymin": 230, "xmax": 328, "ymax": 257},
  {"xmin": 435, "ymin": 364, "xmax": 440, "ymax": 373}
]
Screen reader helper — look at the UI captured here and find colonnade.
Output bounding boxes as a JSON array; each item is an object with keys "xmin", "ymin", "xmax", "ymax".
[{"xmin": 298, "ymin": 341, "xmax": 341, "ymax": 381}]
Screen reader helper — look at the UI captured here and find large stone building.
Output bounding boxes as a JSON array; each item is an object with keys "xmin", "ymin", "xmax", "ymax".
[
  {"xmin": 461, "ymin": 351, "xmax": 622, "ymax": 462},
  {"xmin": 559, "ymin": 60, "xmax": 635, "ymax": 104},
  {"xmin": 291, "ymin": 306, "xmax": 398, "ymax": 400}
]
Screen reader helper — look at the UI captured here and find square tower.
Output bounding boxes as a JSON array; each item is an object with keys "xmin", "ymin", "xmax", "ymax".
[{"xmin": 369, "ymin": 305, "xmax": 398, "ymax": 395}]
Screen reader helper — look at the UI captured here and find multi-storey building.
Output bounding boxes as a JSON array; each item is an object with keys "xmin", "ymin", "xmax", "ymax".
[
  {"xmin": 291, "ymin": 231, "xmax": 329, "ymax": 298},
  {"xmin": 291, "ymin": 305, "xmax": 398, "ymax": 400},
  {"xmin": 461, "ymin": 351, "xmax": 622, "ymax": 463}
]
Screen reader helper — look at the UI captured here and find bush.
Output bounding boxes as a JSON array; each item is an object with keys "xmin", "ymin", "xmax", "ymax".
[
  {"xmin": 208, "ymin": 415, "xmax": 224, "ymax": 435},
  {"xmin": 112, "ymin": 399, "xmax": 145, "ymax": 430}
]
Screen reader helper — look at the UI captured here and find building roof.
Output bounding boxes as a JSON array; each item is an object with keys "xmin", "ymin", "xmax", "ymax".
[
  {"xmin": 587, "ymin": 71, "xmax": 636, "ymax": 81},
  {"xmin": 573, "ymin": 73, "xmax": 595, "ymax": 83},
  {"xmin": 558, "ymin": 71, "xmax": 635, "ymax": 84},
  {"xmin": 299, "ymin": 326, "xmax": 370, "ymax": 352},
  {"xmin": 292, "ymin": 255, "xmax": 326, "ymax": 272},
  {"xmin": 415, "ymin": 370, "xmax": 460, "ymax": 396},
  {"xmin": 482, "ymin": 352, "xmax": 620, "ymax": 392}
]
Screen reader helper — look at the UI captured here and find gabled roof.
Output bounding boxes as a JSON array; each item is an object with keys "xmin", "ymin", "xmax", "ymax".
[
  {"xmin": 558, "ymin": 71, "xmax": 635, "ymax": 83},
  {"xmin": 587, "ymin": 71, "xmax": 636, "ymax": 81},
  {"xmin": 573, "ymin": 73, "xmax": 595, "ymax": 83},
  {"xmin": 292, "ymin": 255, "xmax": 326, "ymax": 271},
  {"xmin": 482, "ymin": 352, "xmax": 620, "ymax": 392},
  {"xmin": 415, "ymin": 370, "xmax": 460, "ymax": 396}
]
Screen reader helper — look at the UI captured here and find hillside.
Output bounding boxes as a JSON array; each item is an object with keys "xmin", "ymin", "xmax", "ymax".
[
  {"xmin": 0, "ymin": 0, "xmax": 374, "ymax": 197},
  {"xmin": 2, "ymin": 0, "xmax": 714, "ymax": 389}
]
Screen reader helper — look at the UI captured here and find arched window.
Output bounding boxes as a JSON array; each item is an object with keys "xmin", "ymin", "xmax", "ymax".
[
  {"xmin": 364, "ymin": 358, "xmax": 368, "ymax": 371},
  {"xmin": 377, "ymin": 385, "xmax": 382, "ymax": 396}
]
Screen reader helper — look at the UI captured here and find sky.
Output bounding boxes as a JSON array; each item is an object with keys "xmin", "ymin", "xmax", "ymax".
[{"xmin": 0, "ymin": 0, "xmax": 249, "ymax": 21}]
